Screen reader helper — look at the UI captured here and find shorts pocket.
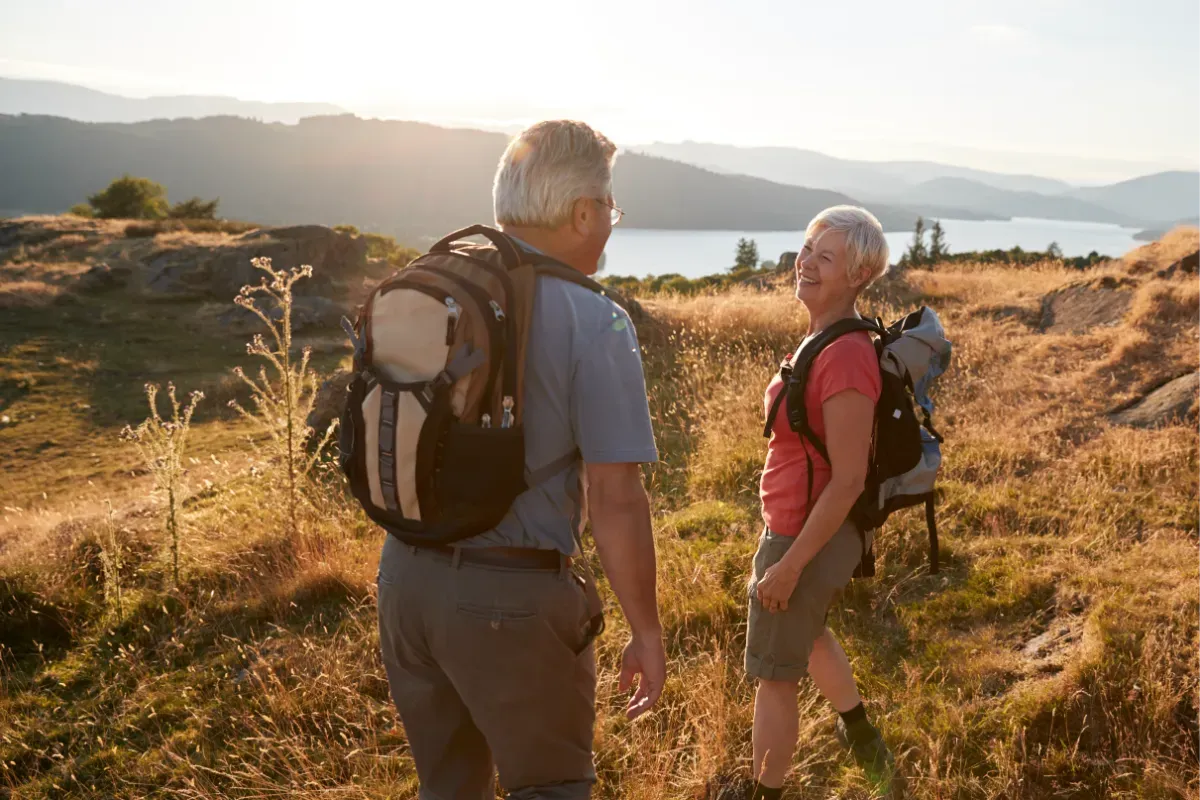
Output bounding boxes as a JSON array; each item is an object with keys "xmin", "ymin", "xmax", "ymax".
[{"xmin": 456, "ymin": 603, "xmax": 537, "ymax": 625}]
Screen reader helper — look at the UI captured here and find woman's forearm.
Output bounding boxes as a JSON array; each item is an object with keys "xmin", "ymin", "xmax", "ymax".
[{"xmin": 777, "ymin": 476, "xmax": 863, "ymax": 574}]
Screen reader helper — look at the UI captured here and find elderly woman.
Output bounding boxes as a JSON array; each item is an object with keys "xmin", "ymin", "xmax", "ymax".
[{"xmin": 746, "ymin": 206, "xmax": 895, "ymax": 799}]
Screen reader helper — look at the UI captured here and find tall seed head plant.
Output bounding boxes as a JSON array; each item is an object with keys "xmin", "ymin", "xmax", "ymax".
[
  {"xmin": 120, "ymin": 382, "xmax": 203, "ymax": 589},
  {"xmin": 227, "ymin": 257, "xmax": 337, "ymax": 540},
  {"xmin": 98, "ymin": 500, "xmax": 125, "ymax": 621}
]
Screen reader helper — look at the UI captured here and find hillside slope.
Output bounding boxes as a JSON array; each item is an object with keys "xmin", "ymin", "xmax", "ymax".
[
  {"xmin": 0, "ymin": 219, "xmax": 1196, "ymax": 799},
  {"xmin": 0, "ymin": 114, "xmax": 917, "ymax": 241}
]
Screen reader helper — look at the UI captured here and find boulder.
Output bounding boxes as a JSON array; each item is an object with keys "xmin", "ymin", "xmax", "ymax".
[
  {"xmin": 76, "ymin": 262, "xmax": 132, "ymax": 293},
  {"xmin": 1109, "ymin": 372, "xmax": 1199, "ymax": 429},
  {"xmin": 146, "ymin": 224, "xmax": 367, "ymax": 299},
  {"xmin": 306, "ymin": 369, "xmax": 354, "ymax": 437},
  {"xmin": 216, "ymin": 296, "xmax": 348, "ymax": 335},
  {"xmin": 1039, "ymin": 276, "xmax": 1137, "ymax": 334},
  {"xmin": 1156, "ymin": 250, "xmax": 1199, "ymax": 280}
]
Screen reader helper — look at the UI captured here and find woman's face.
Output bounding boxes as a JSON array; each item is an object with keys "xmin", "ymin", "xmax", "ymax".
[{"xmin": 796, "ymin": 227, "xmax": 860, "ymax": 311}]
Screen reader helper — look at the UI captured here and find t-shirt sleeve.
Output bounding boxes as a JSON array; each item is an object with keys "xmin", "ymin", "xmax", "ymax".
[
  {"xmin": 570, "ymin": 306, "xmax": 659, "ymax": 464},
  {"xmin": 811, "ymin": 336, "xmax": 882, "ymax": 405}
]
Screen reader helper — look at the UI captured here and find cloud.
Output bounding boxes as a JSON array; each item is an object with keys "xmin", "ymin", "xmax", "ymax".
[{"xmin": 970, "ymin": 23, "xmax": 1034, "ymax": 44}]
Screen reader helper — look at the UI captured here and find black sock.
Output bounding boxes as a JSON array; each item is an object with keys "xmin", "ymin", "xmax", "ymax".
[
  {"xmin": 839, "ymin": 701, "xmax": 868, "ymax": 728},
  {"xmin": 750, "ymin": 783, "xmax": 782, "ymax": 800}
]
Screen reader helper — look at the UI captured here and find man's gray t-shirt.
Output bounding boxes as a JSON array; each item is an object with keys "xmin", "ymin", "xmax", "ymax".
[{"xmin": 461, "ymin": 275, "xmax": 658, "ymax": 555}]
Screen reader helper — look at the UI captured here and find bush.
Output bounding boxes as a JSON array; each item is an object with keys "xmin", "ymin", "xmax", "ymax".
[
  {"xmin": 168, "ymin": 197, "xmax": 220, "ymax": 220},
  {"xmin": 68, "ymin": 203, "xmax": 95, "ymax": 218},
  {"xmin": 87, "ymin": 175, "xmax": 169, "ymax": 220},
  {"xmin": 333, "ymin": 226, "xmax": 418, "ymax": 270}
]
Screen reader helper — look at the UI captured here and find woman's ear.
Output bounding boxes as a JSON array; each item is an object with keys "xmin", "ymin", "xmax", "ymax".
[{"xmin": 848, "ymin": 265, "xmax": 871, "ymax": 290}]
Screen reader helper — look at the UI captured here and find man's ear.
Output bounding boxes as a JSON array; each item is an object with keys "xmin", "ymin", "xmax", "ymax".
[{"xmin": 571, "ymin": 197, "xmax": 593, "ymax": 237}]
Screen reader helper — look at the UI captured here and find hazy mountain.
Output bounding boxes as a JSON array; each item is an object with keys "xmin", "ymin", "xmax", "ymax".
[
  {"xmin": 894, "ymin": 177, "xmax": 1143, "ymax": 226},
  {"xmin": 0, "ymin": 114, "xmax": 923, "ymax": 242},
  {"xmin": 634, "ymin": 141, "xmax": 1074, "ymax": 199},
  {"xmin": 1069, "ymin": 171, "xmax": 1200, "ymax": 227},
  {"xmin": 1133, "ymin": 218, "xmax": 1200, "ymax": 242},
  {"xmin": 0, "ymin": 77, "xmax": 346, "ymax": 124}
]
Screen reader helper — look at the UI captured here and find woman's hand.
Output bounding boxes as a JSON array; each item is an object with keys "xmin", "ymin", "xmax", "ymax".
[{"xmin": 756, "ymin": 558, "xmax": 803, "ymax": 613}]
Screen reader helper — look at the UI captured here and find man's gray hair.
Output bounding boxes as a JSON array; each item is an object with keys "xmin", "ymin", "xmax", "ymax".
[
  {"xmin": 807, "ymin": 205, "xmax": 891, "ymax": 286},
  {"xmin": 493, "ymin": 120, "xmax": 618, "ymax": 229}
]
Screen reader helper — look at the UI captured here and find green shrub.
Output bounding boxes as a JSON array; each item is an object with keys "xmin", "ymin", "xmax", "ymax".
[
  {"xmin": 168, "ymin": 197, "xmax": 220, "ymax": 220},
  {"xmin": 87, "ymin": 175, "xmax": 168, "ymax": 220}
]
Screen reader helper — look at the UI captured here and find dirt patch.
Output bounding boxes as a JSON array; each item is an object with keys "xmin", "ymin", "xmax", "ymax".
[
  {"xmin": 1109, "ymin": 371, "xmax": 1199, "ymax": 428},
  {"xmin": 1039, "ymin": 276, "xmax": 1138, "ymax": 334},
  {"xmin": 1019, "ymin": 616, "xmax": 1085, "ymax": 677}
]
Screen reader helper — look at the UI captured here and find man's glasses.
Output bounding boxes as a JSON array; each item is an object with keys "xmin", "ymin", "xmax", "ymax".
[{"xmin": 594, "ymin": 198, "xmax": 624, "ymax": 225}]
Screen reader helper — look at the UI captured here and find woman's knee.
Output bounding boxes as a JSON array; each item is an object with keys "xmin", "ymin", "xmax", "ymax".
[{"xmin": 757, "ymin": 678, "xmax": 800, "ymax": 699}]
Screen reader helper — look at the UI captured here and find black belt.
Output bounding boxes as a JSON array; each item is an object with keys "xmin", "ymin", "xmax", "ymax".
[{"xmin": 426, "ymin": 544, "xmax": 563, "ymax": 571}]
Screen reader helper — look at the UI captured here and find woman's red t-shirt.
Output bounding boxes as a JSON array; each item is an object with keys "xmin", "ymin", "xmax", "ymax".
[{"xmin": 759, "ymin": 332, "xmax": 881, "ymax": 536}]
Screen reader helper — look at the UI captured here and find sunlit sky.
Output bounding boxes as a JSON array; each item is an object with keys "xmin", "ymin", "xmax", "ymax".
[{"xmin": 2, "ymin": 0, "xmax": 1197, "ymax": 181}]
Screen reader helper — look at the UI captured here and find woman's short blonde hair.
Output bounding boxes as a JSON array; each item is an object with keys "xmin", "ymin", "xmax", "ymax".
[
  {"xmin": 493, "ymin": 120, "xmax": 618, "ymax": 229},
  {"xmin": 806, "ymin": 205, "xmax": 890, "ymax": 286}
]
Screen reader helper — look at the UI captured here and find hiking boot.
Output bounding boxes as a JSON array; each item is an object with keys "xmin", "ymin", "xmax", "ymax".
[{"xmin": 835, "ymin": 715, "xmax": 896, "ymax": 781}]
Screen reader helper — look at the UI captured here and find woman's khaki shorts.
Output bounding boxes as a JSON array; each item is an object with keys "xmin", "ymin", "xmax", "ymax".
[{"xmin": 744, "ymin": 521, "xmax": 870, "ymax": 682}]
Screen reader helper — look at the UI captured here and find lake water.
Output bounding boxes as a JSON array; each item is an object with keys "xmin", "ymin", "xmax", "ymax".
[{"xmin": 602, "ymin": 217, "xmax": 1143, "ymax": 279}]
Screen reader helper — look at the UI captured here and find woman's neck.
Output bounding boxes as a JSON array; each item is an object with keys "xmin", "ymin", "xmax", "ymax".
[{"xmin": 806, "ymin": 301, "xmax": 860, "ymax": 336}]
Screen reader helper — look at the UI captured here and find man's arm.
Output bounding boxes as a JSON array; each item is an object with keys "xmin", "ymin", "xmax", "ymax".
[
  {"xmin": 586, "ymin": 462, "xmax": 660, "ymax": 639},
  {"xmin": 585, "ymin": 461, "xmax": 664, "ymax": 720}
]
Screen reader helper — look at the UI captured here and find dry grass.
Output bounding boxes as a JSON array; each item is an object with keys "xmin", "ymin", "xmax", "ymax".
[
  {"xmin": 1123, "ymin": 226, "xmax": 1200, "ymax": 274},
  {"xmin": 1, "ymin": 243, "xmax": 1197, "ymax": 799},
  {"xmin": 0, "ymin": 280, "xmax": 66, "ymax": 308}
]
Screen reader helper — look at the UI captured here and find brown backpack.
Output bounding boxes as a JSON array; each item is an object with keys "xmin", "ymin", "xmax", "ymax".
[{"xmin": 338, "ymin": 224, "xmax": 608, "ymax": 546}]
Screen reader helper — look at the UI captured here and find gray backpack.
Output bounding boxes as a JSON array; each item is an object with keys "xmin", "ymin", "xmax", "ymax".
[{"xmin": 764, "ymin": 307, "xmax": 952, "ymax": 575}]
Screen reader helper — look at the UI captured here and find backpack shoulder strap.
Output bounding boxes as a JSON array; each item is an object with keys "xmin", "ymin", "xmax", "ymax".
[
  {"xmin": 430, "ymin": 224, "xmax": 525, "ymax": 269},
  {"xmin": 528, "ymin": 255, "xmax": 645, "ymax": 322},
  {"xmin": 762, "ymin": 317, "xmax": 882, "ymax": 446},
  {"xmin": 762, "ymin": 357, "xmax": 794, "ymax": 439},
  {"xmin": 530, "ymin": 257, "xmax": 606, "ymax": 294}
]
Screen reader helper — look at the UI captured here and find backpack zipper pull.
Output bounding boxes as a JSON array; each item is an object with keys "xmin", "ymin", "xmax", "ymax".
[
  {"xmin": 445, "ymin": 297, "xmax": 460, "ymax": 344},
  {"xmin": 489, "ymin": 300, "xmax": 506, "ymax": 322},
  {"xmin": 501, "ymin": 396, "xmax": 514, "ymax": 428}
]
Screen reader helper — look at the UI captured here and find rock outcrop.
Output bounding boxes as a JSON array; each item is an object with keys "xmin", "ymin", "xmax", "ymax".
[
  {"xmin": 1109, "ymin": 372, "xmax": 1199, "ymax": 428},
  {"xmin": 216, "ymin": 296, "xmax": 350, "ymax": 335},
  {"xmin": 306, "ymin": 369, "xmax": 354, "ymax": 437},
  {"xmin": 146, "ymin": 225, "xmax": 367, "ymax": 299},
  {"xmin": 1039, "ymin": 276, "xmax": 1137, "ymax": 334}
]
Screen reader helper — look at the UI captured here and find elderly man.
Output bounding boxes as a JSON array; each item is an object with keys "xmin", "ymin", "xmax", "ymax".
[{"xmin": 375, "ymin": 120, "xmax": 666, "ymax": 800}]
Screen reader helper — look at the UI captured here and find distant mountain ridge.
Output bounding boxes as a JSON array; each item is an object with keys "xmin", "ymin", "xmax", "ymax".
[
  {"xmin": 895, "ymin": 177, "xmax": 1136, "ymax": 225},
  {"xmin": 1069, "ymin": 171, "xmax": 1200, "ymax": 225},
  {"xmin": 0, "ymin": 114, "xmax": 926, "ymax": 242},
  {"xmin": 635, "ymin": 141, "xmax": 1196, "ymax": 227},
  {"xmin": 0, "ymin": 77, "xmax": 346, "ymax": 125},
  {"xmin": 633, "ymin": 141, "xmax": 1074, "ymax": 197}
]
